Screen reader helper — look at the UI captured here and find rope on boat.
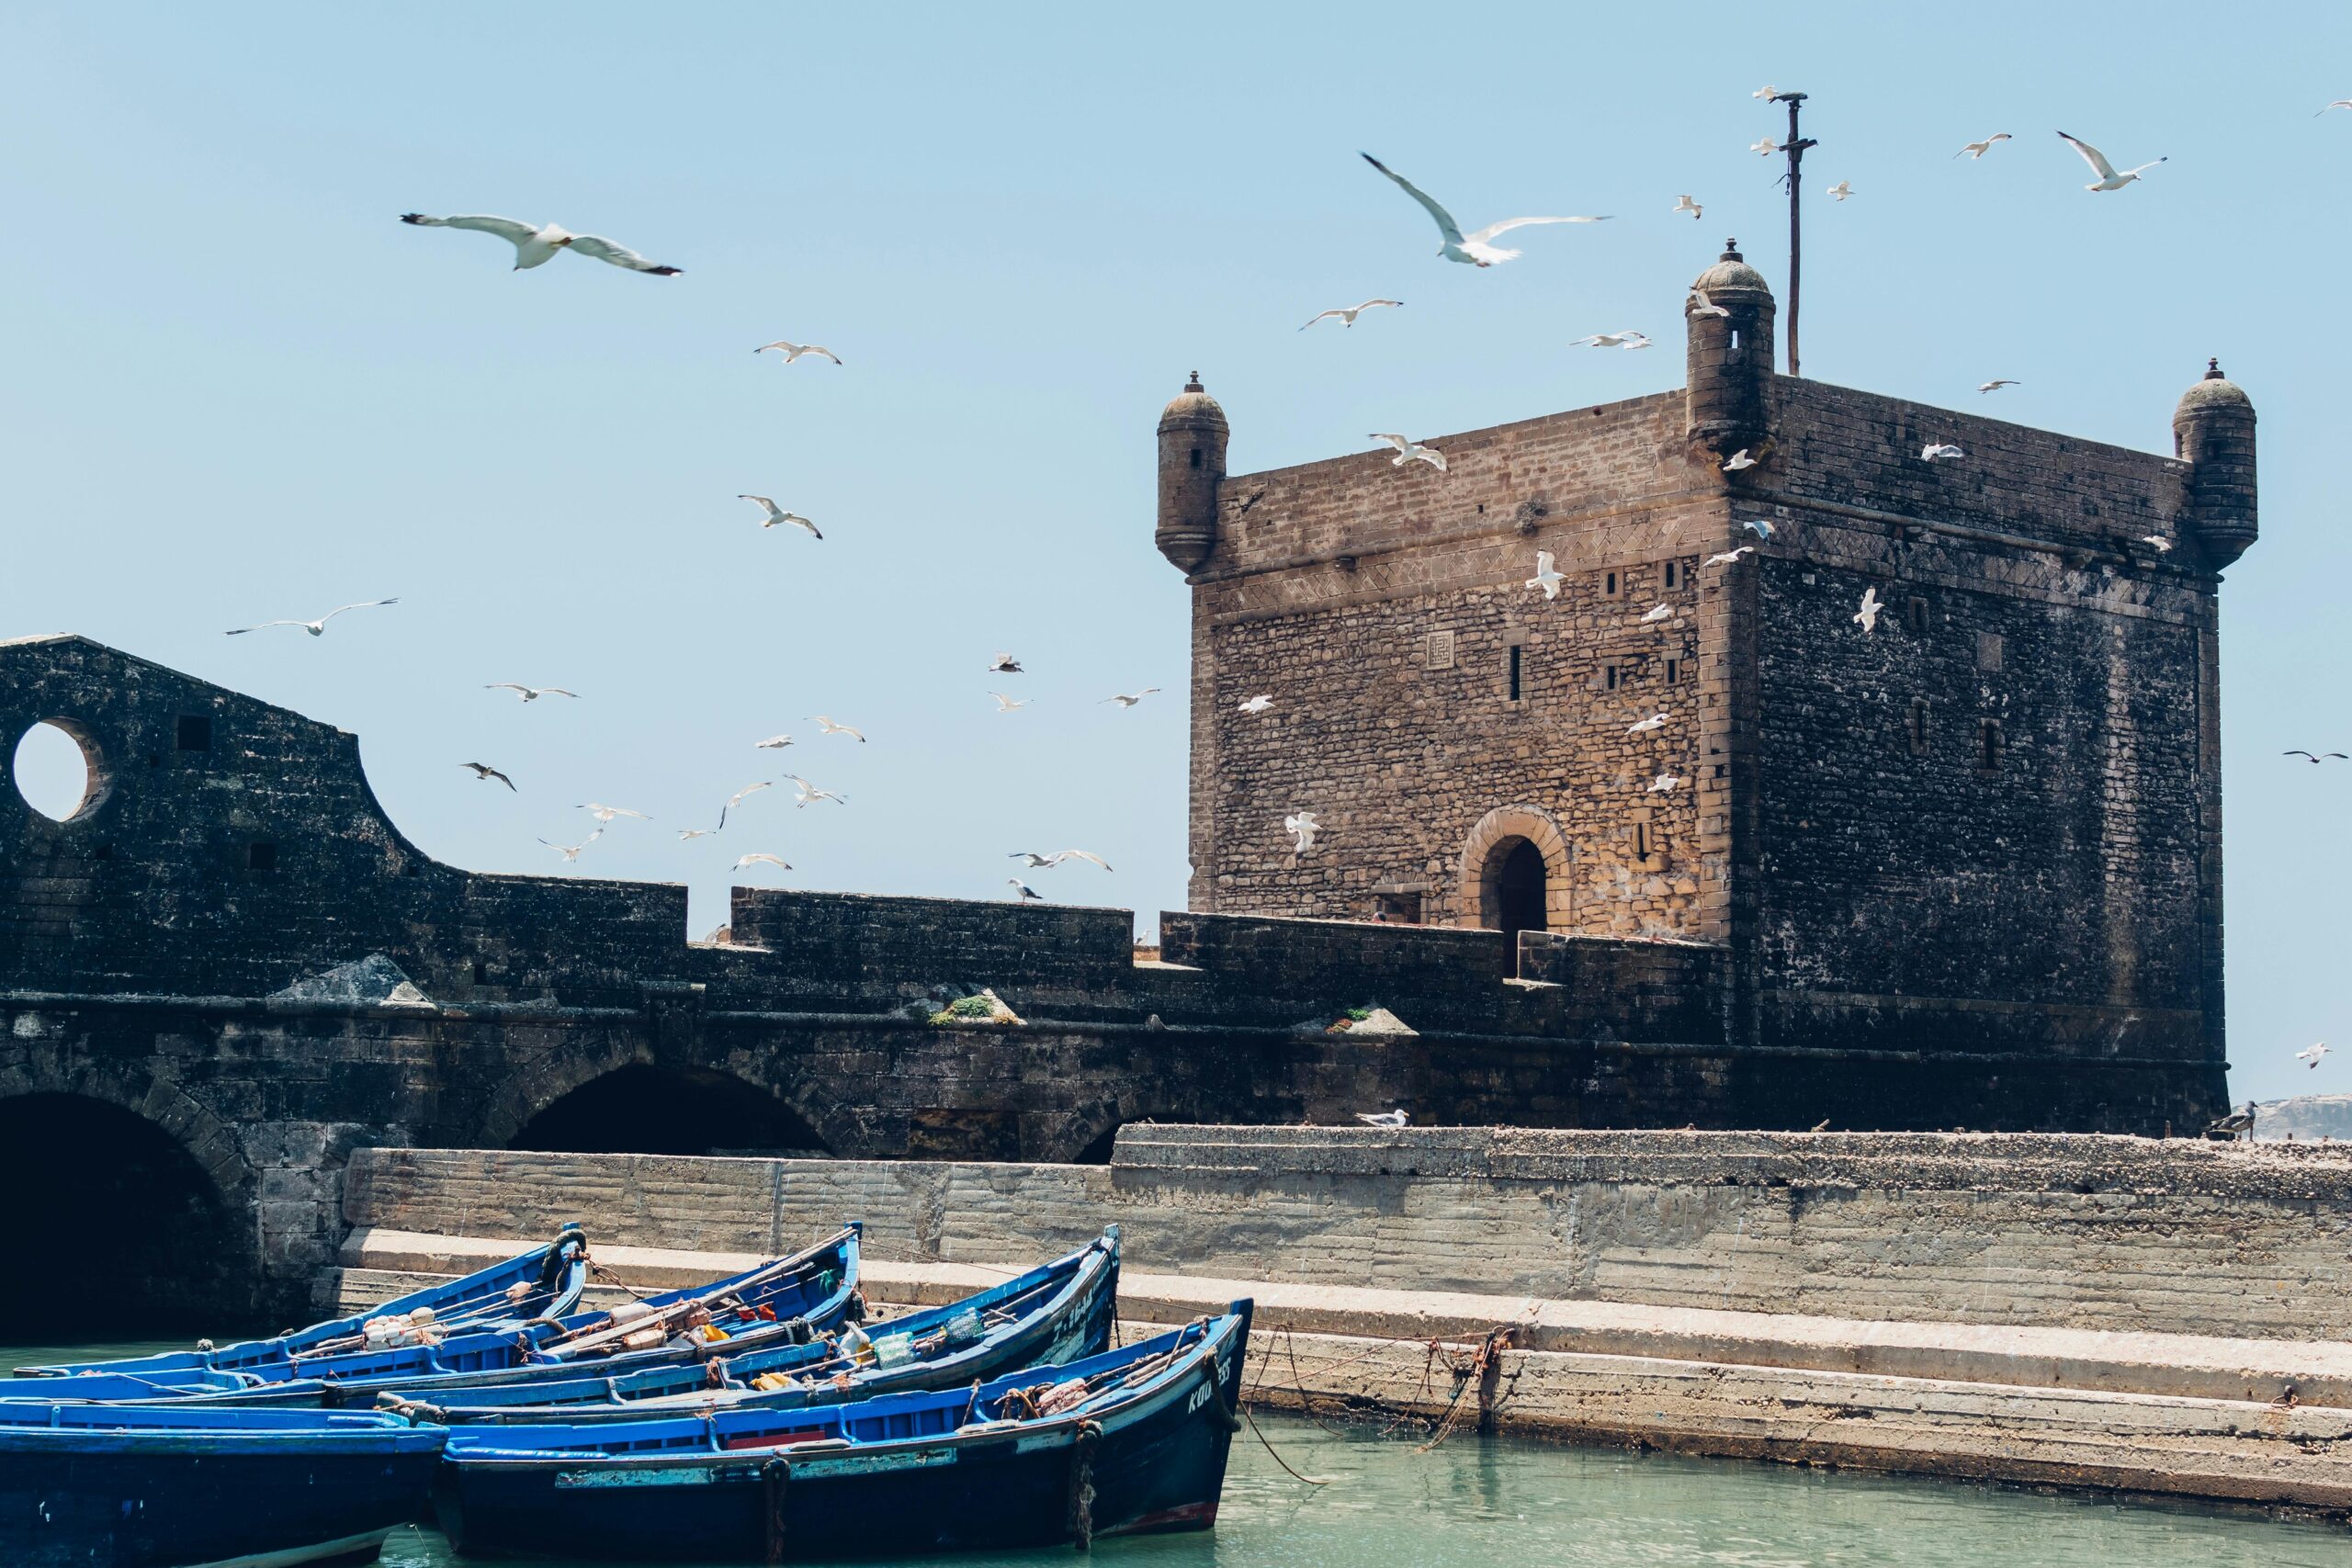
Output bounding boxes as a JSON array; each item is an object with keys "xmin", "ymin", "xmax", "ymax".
[
  {"xmin": 1240, "ymin": 1400, "xmax": 1333, "ymax": 1486},
  {"xmin": 1065, "ymin": 1419, "xmax": 1102, "ymax": 1550}
]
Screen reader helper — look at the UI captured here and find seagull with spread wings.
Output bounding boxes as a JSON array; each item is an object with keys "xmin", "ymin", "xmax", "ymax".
[
  {"xmin": 538, "ymin": 829, "xmax": 603, "ymax": 863},
  {"xmin": 1922, "ymin": 443, "xmax": 1964, "ymax": 462},
  {"xmin": 1102, "ymin": 689, "xmax": 1160, "ymax": 709},
  {"xmin": 1284, "ymin": 810, "xmax": 1321, "ymax": 854},
  {"xmin": 1571, "ymin": 331, "xmax": 1652, "ymax": 350},
  {"xmin": 1300, "ymin": 299, "xmax": 1403, "ymax": 331},
  {"xmin": 1628, "ymin": 713, "xmax": 1668, "ymax": 735},
  {"xmin": 2284, "ymin": 750, "xmax": 2348, "ymax": 763},
  {"xmin": 484, "ymin": 683, "xmax": 578, "ymax": 703},
  {"xmin": 1526, "ymin": 550, "xmax": 1566, "ymax": 600},
  {"xmin": 988, "ymin": 651, "xmax": 1024, "ymax": 674},
  {"xmin": 754, "ymin": 341, "xmax": 842, "ymax": 364},
  {"xmin": 2295, "ymin": 1042, "xmax": 2331, "ymax": 1070},
  {"xmin": 1957, "ymin": 133, "xmax": 2014, "ymax": 159},
  {"xmin": 717, "ymin": 780, "xmax": 775, "ymax": 829},
  {"xmin": 1674, "ymin": 195, "xmax": 1702, "ymax": 220},
  {"xmin": 782, "ymin": 773, "xmax": 846, "ymax": 807},
  {"xmin": 1854, "ymin": 587, "xmax": 1884, "ymax": 634},
  {"xmin": 1010, "ymin": 850, "xmax": 1114, "ymax": 872},
  {"xmin": 1979, "ymin": 379, "xmax": 2021, "ymax": 393},
  {"xmin": 1705, "ymin": 547, "xmax": 1756, "ymax": 567},
  {"xmin": 989, "ymin": 693, "xmax": 1030, "ymax": 713},
  {"xmin": 808, "ymin": 716, "xmax": 866, "ymax": 742},
  {"xmin": 2055, "ymin": 131, "xmax": 2165, "ymax": 192},
  {"xmin": 741, "ymin": 495, "xmax": 821, "ymax": 538},
  {"xmin": 578, "ymin": 803, "xmax": 650, "ymax": 825},
  {"xmin": 755, "ymin": 734, "xmax": 794, "ymax": 750},
  {"xmin": 1370, "ymin": 433, "xmax": 1447, "ymax": 471},
  {"xmin": 461, "ymin": 762, "xmax": 516, "ymax": 791},
  {"xmin": 399, "ymin": 213, "xmax": 680, "ymax": 274},
  {"xmin": 226, "ymin": 599, "xmax": 399, "ymax": 637},
  {"xmin": 1359, "ymin": 153, "xmax": 1608, "ymax": 267},
  {"xmin": 734, "ymin": 853, "xmax": 793, "ymax": 873}
]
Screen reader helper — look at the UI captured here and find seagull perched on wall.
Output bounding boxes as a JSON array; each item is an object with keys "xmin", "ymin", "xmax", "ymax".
[
  {"xmin": 754, "ymin": 341, "xmax": 842, "ymax": 365},
  {"xmin": 1370, "ymin": 433, "xmax": 1447, "ymax": 471},
  {"xmin": 988, "ymin": 651, "xmax": 1024, "ymax": 674},
  {"xmin": 2295, "ymin": 1042, "xmax": 2331, "ymax": 1069},
  {"xmin": 578, "ymin": 803, "xmax": 650, "ymax": 824},
  {"xmin": 226, "ymin": 599, "xmax": 399, "ymax": 637},
  {"xmin": 1854, "ymin": 587, "xmax": 1884, "ymax": 634},
  {"xmin": 2140, "ymin": 535, "xmax": 2175, "ymax": 553},
  {"xmin": 2284, "ymin": 750, "xmax": 2348, "ymax": 763},
  {"xmin": 2055, "ymin": 131, "xmax": 2165, "ymax": 192},
  {"xmin": 808, "ymin": 716, "xmax": 865, "ymax": 742},
  {"xmin": 1571, "ymin": 331, "xmax": 1652, "ymax": 350},
  {"xmin": 1358, "ymin": 153, "xmax": 1609, "ymax": 267},
  {"xmin": 1628, "ymin": 713, "xmax": 1668, "ymax": 734},
  {"xmin": 1526, "ymin": 550, "xmax": 1566, "ymax": 600},
  {"xmin": 1102, "ymin": 688, "xmax": 1161, "ymax": 708},
  {"xmin": 1238, "ymin": 694, "xmax": 1275, "ymax": 714},
  {"xmin": 399, "ymin": 213, "xmax": 680, "ymax": 274},
  {"xmin": 1957, "ymin": 132, "xmax": 2013, "ymax": 159},
  {"xmin": 1640, "ymin": 604, "xmax": 1674, "ymax": 625},
  {"xmin": 461, "ymin": 762, "xmax": 516, "ymax": 791},
  {"xmin": 741, "ymin": 495, "xmax": 821, "ymax": 538},
  {"xmin": 1688, "ymin": 288, "xmax": 1731, "ymax": 320},
  {"xmin": 1741, "ymin": 519, "xmax": 1776, "ymax": 540},
  {"xmin": 1705, "ymin": 547, "xmax": 1756, "ymax": 567},
  {"xmin": 734, "ymin": 852, "xmax": 793, "ymax": 873},
  {"xmin": 537, "ymin": 829, "xmax": 602, "ymax": 863},
  {"xmin": 782, "ymin": 773, "xmax": 846, "ymax": 807},
  {"xmin": 990, "ymin": 693, "xmax": 1030, "ymax": 712},
  {"xmin": 1978, "ymin": 379, "xmax": 2021, "ymax": 393},
  {"xmin": 1284, "ymin": 810, "xmax": 1321, "ymax": 854},
  {"xmin": 484, "ymin": 683, "xmax": 578, "ymax": 703},
  {"xmin": 1723, "ymin": 449, "xmax": 1758, "ymax": 472},
  {"xmin": 1010, "ymin": 850, "xmax": 1113, "ymax": 871},
  {"xmin": 1007, "ymin": 878, "xmax": 1045, "ymax": 901},
  {"xmin": 1674, "ymin": 195, "xmax": 1702, "ymax": 220},
  {"xmin": 1922, "ymin": 443, "xmax": 1965, "ymax": 461},
  {"xmin": 1300, "ymin": 298, "xmax": 1403, "ymax": 330},
  {"xmin": 1826, "ymin": 180, "xmax": 1853, "ymax": 201},
  {"xmin": 1355, "ymin": 1110, "xmax": 1409, "ymax": 1127}
]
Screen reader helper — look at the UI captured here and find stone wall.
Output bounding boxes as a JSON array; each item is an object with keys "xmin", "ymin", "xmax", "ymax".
[{"xmin": 342, "ymin": 1124, "xmax": 2352, "ymax": 1342}]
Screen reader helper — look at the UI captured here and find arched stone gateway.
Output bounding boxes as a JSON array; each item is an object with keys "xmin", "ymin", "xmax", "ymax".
[
  {"xmin": 508, "ymin": 1064, "xmax": 835, "ymax": 1157},
  {"xmin": 1458, "ymin": 805, "xmax": 1573, "ymax": 960}
]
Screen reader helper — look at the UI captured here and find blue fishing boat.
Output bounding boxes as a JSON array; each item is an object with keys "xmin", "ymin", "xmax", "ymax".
[
  {"xmin": 431, "ymin": 1303, "xmax": 1251, "ymax": 1562},
  {"xmin": 395, "ymin": 1226, "xmax": 1120, "ymax": 1425},
  {"xmin": 11, "ymin": 1225, "xmax": 592, "ymax": 1391},
  {"xmin": 26, "ymin": 1227, "xmax": 862, "ymax": 1406},
  {"xmin": 0, "ymin": 1402, "xmax": 445, "ymax": 1568}
]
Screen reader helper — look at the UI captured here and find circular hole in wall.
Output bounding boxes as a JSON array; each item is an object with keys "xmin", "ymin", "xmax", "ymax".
[{"xmin": 11, "ymin": 719, "xmax": 102, "ymax": 823}]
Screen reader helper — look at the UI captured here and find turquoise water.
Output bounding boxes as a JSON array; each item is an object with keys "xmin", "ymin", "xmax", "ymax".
[{"xmin": 6, "ymin": 1341, "xmax": 2345, "ymax": 1565}]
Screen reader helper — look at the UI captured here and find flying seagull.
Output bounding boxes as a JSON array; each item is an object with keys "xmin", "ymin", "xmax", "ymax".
[
  {"xmin": 1649, "ymin": 774, "xmax": 1680, "ymax": 793},
  {"xmin": 988, "ymin": 651, "xmax": 1024, "ymax": 673},
  {"xmin": 1957, "ymin": 132, "xmax": 2013, "ymax": 159},
  {"xmin": 2140, "ymin": 535, "xmax": 2175, "ymax": 553},
  {"xmin": 537, "ymin": 829, "xmax": 603, "ymax": 863},
  {"xmin": 808, "ymin": 716, "xmax": 865, "ymax": 742},
  {"xmin": 741, "ymin": 495, "xmax": 821, "ymax": 538},
  {"xmin": 1688, "ymin": 288, "xmax": 1730, "ymax": 320},
  {"xmin": 1526, "ymin": 549, "xmax": 1566, "ymax": 600},
  {"xmin": 1358, "ymin": 152, "xmax": 1609, "ymax": 267},
  {"xmin": 484, "ymin": 683, "xmax": 578, "ymax": 703},
  {"xmin": 1007, "ymin": 878, "xmax": 1045, "ymax": 902},
  {"xmin": 989, "ymin": 693, "xmax": 1030, "ymax": 712},
  {"xmin": 2319, "ymin": 100, "xmax": 2352, "ymax": 117},
  {"xmin": 461, "ymin": 762, "xmax": 516, "ymax": 791},
  {"xmin": 755, "ymin": 734, "xmax": 794, "ymax": 750},
  {"xmin": 1010, "ymin": 850, "xmax": 1113, "ymax": 871},
  {"xmin": 1741, "ymin": 519, "xmax": 1776, "ymax": 540},
  {"xmin": 1628, "ymin": 713, "xmax": 1668, "ymax": 734},
  {"xmin": 1854, "ymin": 587, "xmax": 1884, "ymax": 634},
  {"xmin": 2294, "ymin": 1042, "xmax": 2331, "ymax": 1069},
  {"xmin": 1723, "ymin": 449, "xmax": 1758, "ymax": 472},
  {"xmin": 1284, "ymin": 810, "xmax": 1321, "ymax": 854},
  {"xmin": 734, "ymin": 852, "xmax": 793, "ymax": 873},
  {"xmin": 1570, "ymin": 331, "xmax": 1652, "ymax": 349},
  {"xmin": 1355, "ymin": 1110, "xmax": 1408, "ymax": 1127},
  {"xmin": 1370, "ymin": 433, "xmax": 1447, "ymax": 471},
  {"xmin": 1674, "ymin": 195, "xmax": 1702, "ymax": 220},
  {"xmin": 754, "ymin": 341, "xmax": 842, "ymax": 365},
  {"xmin": 1640, "ymin": 604, "xmax": 1673, "ymax": 625},
  {"xmin": 1751, "ymin": 136, "xmax": 1781, "ymax": 157},
  {"xmin": 2055, "ymin": 131, "xmax": 2165, "ymax": 192},
  {"xmin": 1238, "ymin": 694, "xmax": 1275, "ymax": 714},
  {"xmin": 1752, "ymin": 85, "xmax": 1781, "ymax": 100},
  {"xmin": 1922, "ymin": 443, "xmax": 1964, "ymax": 461},
  {"xmin": 2284, "ymin": 750, "xmax": 2348, "ymax": 763},
  {"xmin": 677, "ymin": 828, "xmax": 717, "ymax": 840},
  {"xmin": 1300, "ymin": 299, "xmax": 1403, "ymax": 331},
  {"xmin": 1102, "ymin": 689, "xmax": 1161, "ymax": 708},
  {"xmin": 717, "ymin": 779, "xmax": 775, "ymax": 829},
  {"xmin": 399, "ymin": 214, "xmax": 680, "ymax": 274},
  {"xmin": 782, "ymin": 773, "xmax": 846, "ymax": 807},
  {"xmin": 226, "ymin": 599, "xmax": 399, "ymax": 637},
  {"xmin": 1978, "ymin": 379, "xmax": 2021, "ymax": 392},
  {"xmin": 1826, "ymin": 180, "xmax": 1852, "ymax": 201},
  {"xmin": 578, "ymin": 803, "xmax": 650, "ymax": 824},
  {"xmin": 1705, "ymin": 547, "xmax": 1756, "ymax": 567}
]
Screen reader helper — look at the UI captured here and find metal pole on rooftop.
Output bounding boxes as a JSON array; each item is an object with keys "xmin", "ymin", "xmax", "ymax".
[{"xmin": 1775, "ymin": 92, "xmax": 1815, "ymax": 378}]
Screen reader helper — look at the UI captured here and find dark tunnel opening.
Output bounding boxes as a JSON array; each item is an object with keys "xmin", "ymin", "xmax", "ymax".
[{"xmin": 509, "ymin": 1065, "xmax": 832, "ymax": 1157}]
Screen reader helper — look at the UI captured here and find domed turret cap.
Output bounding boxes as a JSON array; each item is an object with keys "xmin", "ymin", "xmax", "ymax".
[
  {"xmin": 1691, "ymin": 240, "xmax": 1772, "ymax": 300},
  {"xmin": 1159, "ymin": 371, "xmax": 1228, "ymax": 432},
  {"xmin": 2175, "ymin": 357, "xmax": 2252, "ymax": 414}
]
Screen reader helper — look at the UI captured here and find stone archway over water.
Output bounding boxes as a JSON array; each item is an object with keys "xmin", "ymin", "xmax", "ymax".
[{"xmin": 508, "ymin": 1065, "xmax": 834, "ymax": 1157}]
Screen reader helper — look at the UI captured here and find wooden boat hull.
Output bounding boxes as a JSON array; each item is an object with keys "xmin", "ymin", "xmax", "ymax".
[
  {"xmin": 0, "ymin": 1407, "xmax": 443, "ymax": 1568},
  {"xmin": 434, "ymin": 1304, "xmax": 1250, "ymax": 1562}
]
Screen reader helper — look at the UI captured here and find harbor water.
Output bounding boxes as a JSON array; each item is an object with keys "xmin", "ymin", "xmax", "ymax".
[{"xmin": 6, "ymin": 1341, "xmax": 2343, "ymax": 1566}]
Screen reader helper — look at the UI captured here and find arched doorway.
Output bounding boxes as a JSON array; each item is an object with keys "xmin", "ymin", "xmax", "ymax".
[
  {"xmin": 510, "ymin": 1066, "xmax": 831, "ymax": 1157},
  {"xmin": 1484, "ymin": 838, "xmax": 1551, "ymax": 953},
  {"xmin": 0, "ymin": 1094, "xmax": 243, "ymax": 1338}
]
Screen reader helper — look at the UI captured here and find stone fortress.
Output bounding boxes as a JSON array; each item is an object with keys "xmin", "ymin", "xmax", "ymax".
[{"xmin": 0, "ymin": 242, "xmax": 2266, "ymax": 1332}]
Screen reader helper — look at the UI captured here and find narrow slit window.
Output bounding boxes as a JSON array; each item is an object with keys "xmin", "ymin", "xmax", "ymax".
[
  {"xmin": 1907, "ymin": 596, "xmax": 1929, "ymax": 634},
  {"xmin": 1664, "ymin": 561, "xmax": 1679, "ymax": 590},
  {"xmin": 1907, "ymin": 699, "xmax": 1929, "ymax": 756},
  {"xmin": 1729, "ymin": 328, "xmax": 1741, "ymax": 352},
  {"xmin": 1508, "ymin": 645, "xmax": 1523, "ymax": 702},
  {"xmin": 1188, "ymin": 447, "xmax": 1202, "ymax": 469},
  {"xmin": 1604, "ymin": 663, "xmax": 1622, "ymax": 692},
  {"xmin": 1664, "ymin": 657, "xmax": 1681, "ymax": 685},
  {"xmin": 1978, "ymin": 719, "xmax": 2004, "ymax": 770},
  {"xmin": 1604, "ymin": 570, "xmax": 1619, "ymax": 596}
]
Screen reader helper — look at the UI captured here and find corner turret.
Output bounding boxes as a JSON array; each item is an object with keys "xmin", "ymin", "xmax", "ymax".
[
  {"xmin": 1684, "ymin": 241, "xmax": 1777, "ymax": 460},
  {"xmin": 2172, "ymin": 358, "xmax": 2257, "ymax": 569},
  {"xmin": 1156, "ymin": 373, "xmax": 1227, "ymax": 573}
]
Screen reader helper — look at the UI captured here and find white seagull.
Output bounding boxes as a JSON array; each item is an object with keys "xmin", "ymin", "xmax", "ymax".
[
  {"xmin": 461, "ymin": 762, "xmax": 516, "ymax": 791},
  {"xmin": 1978, "ymin": 379, "xmax": 2021, "ymax": 392},
  {"xmin": 755, "ymin": 734, "xmax": 794, "ymax": 750},
  {"xmin": 1570, "ymin": 331, "xmax": 1652, "ymax": 349},
  {"xmin": 2055, "ymin": 131, "xmax": 2165, "ymax": 192},
  {"xmin": 1238, "ymin": 694, "xmax": 1275, "ymax": 715},
  {"xmin": 1526, "ymin": 550, "xmax": 1566, "ymax": 600},
  {"xmin": 1826, "ymin": 180, "xmax": 1852, "ymax": 201},
  {"xmin": 1751, "ymin": 136, "xmax": 1781, "ymax": 157},
  {"xmin": 1370, "ymin": 433, "xmax": 1447, "ymax": 471},
  {"xmin": 578, "ymin": 803, "xmax": 650, "ymax": 824},
  {"xmin": 2283, "ymin": 750, "xmax": 2348, "ymax": 763},
  {"xmin": 1628, "ymin": 713, "xmax": 1668, "ymax": 735},
  {"xmin": 538, "ymin": 829, "xmax": 603, "ymax": 863},
  {"xmin": 1284, "ymin": 810, "xmax": 1321, "ymax": 854},
  {"xmin": 1957, "ymin": 133, "xmax": 2014, "ymax": 159},
  {"xmin": 2295, "ymin": 1042, "xmax": 2331, "ymax": 1069},
  {"xmin": 1358, "ymin": 153, "xmax": 1609, "ymax": 267},
  {"xmin": 484, "ymin": 683, "xmax": 578, "ymax": 703},
  {"xmin": 988, "ymin": 651, "xmax": 1024, "ymax": 674},
  {"xmin": 1705, "ymin": 547, "xmax": 1756, "ymax": 567},
  {"xmin": 734, "ymin": 852, "xmax": 793, "ymax": 873},
  {"xmin": 1007, "ymin": 878, "xmax": 1045, "ymax": 902},
  {"xmin": 754, "ymin": 341, "xmax": 842, "ymax": 365},
  {"xmin": 1650, "ymin": 774, "xmax": 1680, "ymax": 793},
  {"xmin": 1688, "ymin": 288, "xmax": 1730, "ymax": 320},
  {"xmin": 741, "ymin": 495, "xmax": 821, "ymax": 538},
  {"xmin": 1102, "ymin": 688, "xmax": 1161, "ymax": 708},
  {"xmin": 1854, "ymin": 587, "xmax": 1884, "ymax": 634},
  {"xmin": 1300, "ymin": 299, "xmax": 1403, "ymax": 331},
  {"xmin": 678, "ymin": 828, "xmax": 716, "ymax": 840},
  {"xmin": 1640, "ymin": 604, "xmax": 1673, "ymax": 625},
  {"xmin": 808, "ymin": 716, "xmax": 865, "ymax": 742},
  {"xmin": 2320, "ymin": 100, "xmax": 2352, "ymax": 116},
  {"xmin": 2140, "ymin": 535, "xmax": 2175, "ymax": 553},
  {"xmin": 782, "ymin": 773, "xmax": 846, "ymax": 807},
  {"xmin": 1356, "ymin": 1110, "xmax": 1409, "ymax": 1128},
  {"xmin": 1010, "ymin": 850, "xmax": 1113, "ymax": 872},
  {"xmin": 1723, "ymin": 449, "xmax": 1758, "ymax": 472},
  {"xmin": 399, "ymin": 214, "xmax": 680, "ymax": 275},
  {"xmin": 989, "ymin": 693, "xmax": 1030, "ymax": 712},
  {"xmin": 225, "ymin": 598, "xmax": 399, "ymax": 637},
  {"xmin": 1674, "ymin": 195, "xmax": 1702, "ymax": 220},
  {"xmin": 1922, "ymin": 443, "xmax": 1964, "ymax": 461},
  {"xmin": 1752, "ymin": 85, "xmax": 1781, "ymax": 100},
  {"xmin": 717, "ymin": 780, "xmax": 775, "ymax": 829},
  {"xmin": 1741, "ymin": 519, "xmax": 1776, "ymax": 540}
]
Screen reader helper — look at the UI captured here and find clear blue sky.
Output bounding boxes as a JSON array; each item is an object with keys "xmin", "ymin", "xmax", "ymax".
[{"xmin": 4, "ymin": 3, "xmax": 2344, "ymax": 1104}]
